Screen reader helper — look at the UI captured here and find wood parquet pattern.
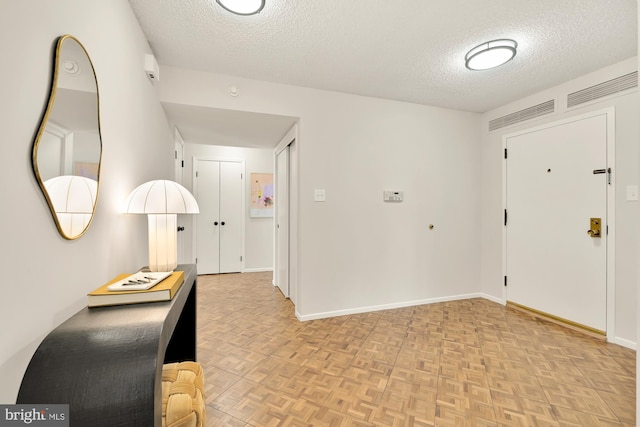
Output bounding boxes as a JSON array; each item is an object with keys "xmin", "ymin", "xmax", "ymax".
[{"xmin": 196, "ymin": 272, "xmax": 635, "ymax": 426}]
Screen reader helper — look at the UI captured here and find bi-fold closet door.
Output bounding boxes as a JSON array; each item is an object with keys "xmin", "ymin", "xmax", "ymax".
[{"xmin": 195, "ymin": 159, "xmax": 243, "ymax": 274}]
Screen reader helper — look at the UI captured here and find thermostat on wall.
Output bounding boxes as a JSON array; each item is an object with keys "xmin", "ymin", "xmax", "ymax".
[{"xmin": 383, "ymin": 191, "xmax": 403, "ymax": 202}]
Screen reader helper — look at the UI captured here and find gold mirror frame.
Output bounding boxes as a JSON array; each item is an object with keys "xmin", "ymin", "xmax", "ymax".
[{"xmin": 33, "ymin": 35, "xmax": 102, "ymax": 240}]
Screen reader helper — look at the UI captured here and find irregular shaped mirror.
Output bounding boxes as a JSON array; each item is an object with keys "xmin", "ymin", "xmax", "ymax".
[{"xmin": 33, "ymin": 35, "xmax": 101, "ymax": 239}]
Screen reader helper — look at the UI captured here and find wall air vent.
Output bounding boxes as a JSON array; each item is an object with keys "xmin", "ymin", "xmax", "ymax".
[
  {"xmin": 567, "ymin": 71, "xmax": 637, "ymax": 108},
  {"xmin": 488, "ymin": 100, "xmax": 555, "ymax": 131}
]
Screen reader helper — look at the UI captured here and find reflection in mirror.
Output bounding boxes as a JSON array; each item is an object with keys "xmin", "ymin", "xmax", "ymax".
[{"xmin": 33, "ymin": 35, "xmax": 101, "ymax": 239}]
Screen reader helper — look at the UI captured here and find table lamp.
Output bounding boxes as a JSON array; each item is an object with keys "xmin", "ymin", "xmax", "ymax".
[
  {"xmin": 124, "ymin": 180, "xmax": 199, "ymax": 272},
  {"xmin": 44, "ymin": 175, "xmax": 98, "ymax": 239}
]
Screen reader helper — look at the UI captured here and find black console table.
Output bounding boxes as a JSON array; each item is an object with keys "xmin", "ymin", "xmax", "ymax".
[{"xmin": 17, "ymin": 264, "xmax": 197, "ymax": 427}]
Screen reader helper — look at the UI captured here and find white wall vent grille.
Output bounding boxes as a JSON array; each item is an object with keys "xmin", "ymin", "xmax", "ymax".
[
  {"xmin": 567, "ymin": 71, "xmax": 637, "ymax": 108},
  {"xmin": 488, "ymin": 100, "xmax": 555, "ymax": 131}
]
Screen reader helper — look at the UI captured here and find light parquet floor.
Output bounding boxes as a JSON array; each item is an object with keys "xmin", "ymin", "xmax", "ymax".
[{"xmin": 196, "ymin": 272, "xmax": 636, "ymax": 426}]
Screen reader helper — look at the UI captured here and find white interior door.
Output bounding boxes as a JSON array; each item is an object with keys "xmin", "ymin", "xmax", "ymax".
[
  {"xmin": 505, "ymin": 113, "xmax": 608, "ymax": 332},
  {"xmin": 195, "ymin": 159, "xmax": 243, "ymax": 275},
  {"xmin": 219, "ymin": 161, "xmax": 243, "ymax": 273},
  {"xmin": 196, "ymin": 160, "xmax": 221, "ymax": 275},
  {"xmin": 174, "ymin": 134, "xmax": 185, "ymax": 263},
  {"xmin": 275, "ymin": 146, "xmax": 290, "ymax": 297},
  {"xmin": 174, "ymin": 132, "xmax": 184, "ymax": 185}
]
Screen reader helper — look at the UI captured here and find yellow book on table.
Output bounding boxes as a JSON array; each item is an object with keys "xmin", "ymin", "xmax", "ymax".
[{"xmin": 88, "ymin": 271, "xmax": 184, "ymax": 307}]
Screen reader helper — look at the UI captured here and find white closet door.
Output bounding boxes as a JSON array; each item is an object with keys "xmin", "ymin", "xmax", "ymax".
[
  {"xmin": 219, "ymin": 161, "xmax": 243, "ymax": 273},
  {"xmin": 195, "ymin": 159, "xmax": 243, "ymax": 275},
  {"xmin": 195, "ymin": 160, "xmax": 221, "ymax": 275}
]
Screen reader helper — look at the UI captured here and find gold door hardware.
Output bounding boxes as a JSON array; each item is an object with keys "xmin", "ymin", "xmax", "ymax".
[{"xmin": 587, "ymin": 218, "xmax": 602, "ymax": 238}]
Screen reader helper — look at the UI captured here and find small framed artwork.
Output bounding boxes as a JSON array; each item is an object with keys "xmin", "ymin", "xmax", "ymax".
[
  {"xmin": 74, "ymin": 162, "xmax": 99, "ymax": 180},
  {"xmin": 250, "ymin": 173, "xmax": 274, "ymax": 218}
]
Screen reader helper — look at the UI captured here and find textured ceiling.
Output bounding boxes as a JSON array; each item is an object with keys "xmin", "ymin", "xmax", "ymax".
[{"xmin": 128, "ymin": 0, "xmax": 637, "ymax": 145}]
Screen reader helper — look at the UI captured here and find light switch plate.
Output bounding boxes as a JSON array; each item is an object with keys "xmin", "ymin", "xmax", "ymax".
[{"xmin": 314, "ymin": 189, "xmax": 326, "ymax": 202}]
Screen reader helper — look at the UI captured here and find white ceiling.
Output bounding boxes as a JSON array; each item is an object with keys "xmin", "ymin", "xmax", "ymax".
[
  {"xmin": 163, "ymin": 103, "xmax": 297, "ymax": 148},
  {"xmin": 128, "ymin": 0, "xmax": 638, "ymax": 147}
]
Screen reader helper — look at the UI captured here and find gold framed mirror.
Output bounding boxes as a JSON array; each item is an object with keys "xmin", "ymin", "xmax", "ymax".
[{"xmin": 33, "ymin": 35, "xmax": 102, "ymax": 240}]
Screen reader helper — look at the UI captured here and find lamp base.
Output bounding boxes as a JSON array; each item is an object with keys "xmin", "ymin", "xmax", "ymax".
[{"xmin": 147, "ymin": 214, "xmax": 178, "ymax": 272}]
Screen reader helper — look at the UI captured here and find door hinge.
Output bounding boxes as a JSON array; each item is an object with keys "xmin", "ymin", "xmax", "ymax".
[
  {"xmin": 504, "ymin": 209, "xmax": 508, "ymax": 226},
  {"xmin": 504, "ymin": 276, "xmax": 508, "ymax": 287},
  {"xmin": 174, "ymin": 150, "xmax": 177, "ymax": 159},
  {"xmin": 504, "ymin": 148, "xmax": 508, "ymax": 159},
  {"xmin": 195, "ymin": 258, "xmax": 198, "ymax": 264},
  {"xmin": 196, "ymin": 171, "xmax": 198, "ymax": 178},
  {"xmin": 240, "ymin": 255, "xmax": 243, "ymax": 262},
  {"xmin": 181, "ymin": 160, "xmax": 184, "ymax": 168},
  {"xmin": 241, "ymin": 173, "xmax": 243, "ymax": 180}
]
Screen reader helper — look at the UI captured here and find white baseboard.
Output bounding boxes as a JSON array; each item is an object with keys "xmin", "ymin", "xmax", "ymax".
[
  {"xmin": 242, "ymin": 267, "xmax": 273, "ymax": 273},
  {"xmin": 296, "ymin": 293, "xmax": 485, "ymax": 322},
  {"xmin": 611, "ymin": 336, "xmax": 637, "ymax": 350},
  {"xmin": 479, "ymin": 293, "xmax": 505, "ymax": 305}
]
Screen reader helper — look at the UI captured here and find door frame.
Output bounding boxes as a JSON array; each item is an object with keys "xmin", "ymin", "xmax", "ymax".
[
  {"xmin": 192, "ymin": 155, "xmax": 246, "ymax": 273},
  {"xmin": 275, "ymin": 145, "xmax": 290, "ymax": 298},
  {"xmin": 502, "ymin": 108, "xmax": 616, "ymax": 340},
  {"xmin": 274, "ymin": 124, "xmax": 298, "ymax": 307}
]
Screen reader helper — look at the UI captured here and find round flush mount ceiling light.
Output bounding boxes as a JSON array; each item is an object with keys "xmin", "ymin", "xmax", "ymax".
[
  {"xmin": 465, "ymin": 39, "xmax": 517, "ymax": 71},
  {"xmin": 216, "ymin": 0, "xmax": 265, "ymax": 15},
  {"xmin": 228, "ymin": 85, "xmax": 240, "ymax": 97},
  {"xmin": 62, "ymin": 60, "xmax": 80, "ymax": 75}
]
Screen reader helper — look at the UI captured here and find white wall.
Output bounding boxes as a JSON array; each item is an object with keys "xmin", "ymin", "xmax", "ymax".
[
  {"xmin": 158, "ymin": 68, "xmax": 483, "ymax": 319},
  {"xmin": 0, "ymin": 1, "xmax": 175, "ymax": 402},
  {"xmin": 479, "ymin": 58, "xmax": 639, "ymax": 347},
  {"xmin": 636, "ymin": 6, "xmax": 640, "ymax": 418},
  {"xmin": 182, "ymin": 144, "xmax": 274, "ymax": 271}
]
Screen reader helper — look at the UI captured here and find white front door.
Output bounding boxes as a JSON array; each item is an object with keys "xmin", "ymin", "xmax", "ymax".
[
  {"xmin": 275, "ymin": 145, "xmax": 290, "ymax": 297},
  {"xmin": 505, "ymin": 112, "xmax": 609, "ymax": 333},
  {"xmin": 195, "ymin": 159, "xmax": 243, "ymax": 275}
]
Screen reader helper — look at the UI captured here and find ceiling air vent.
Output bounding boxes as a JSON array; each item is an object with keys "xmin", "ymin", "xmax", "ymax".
[
  {"xmin": 488, "ymin": 100, "xmax": 555, "ymax": 131},
  {"xmin": 567, "ymin": 71, "xmax": 637, "ymax": 108}
]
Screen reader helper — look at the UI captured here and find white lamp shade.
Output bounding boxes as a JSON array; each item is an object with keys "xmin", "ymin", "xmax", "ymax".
[
  {"xmin": 124, "ymin": 180, "xmax": 199, "ymax": 214},
  {"xmin": 124, "ymin": 180, "xmax": 199, "ymax": 272},
  {"xmin": 44, "ymin": 175, "xmax": 98, "ymax": 214},
  {"xmin": 57, "ymin": 213, "xmax": 94, "ymax": 238}
]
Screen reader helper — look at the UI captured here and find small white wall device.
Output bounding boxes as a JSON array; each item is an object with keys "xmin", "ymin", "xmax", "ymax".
[
  {"xmin": 383, "ymin": 191, "xmax": 403, "ymax": 202},
  {"xmin": 314, "ymin": 189, "xmax": 326, "ymax": 202},
  {"xmin": 144, "ymin": 54, "xmax": 159, "ymax": 82}
]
